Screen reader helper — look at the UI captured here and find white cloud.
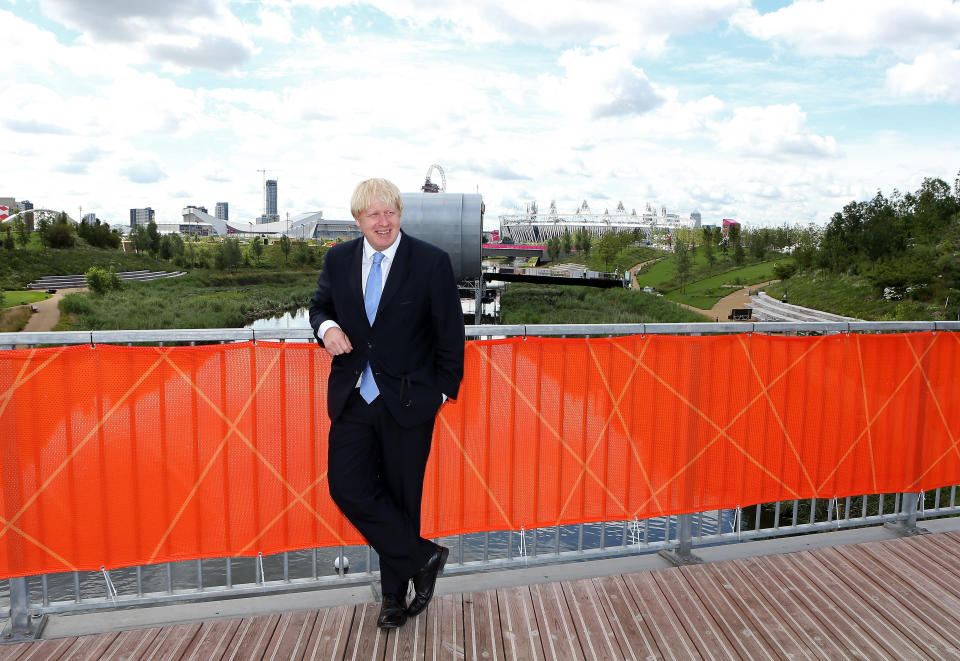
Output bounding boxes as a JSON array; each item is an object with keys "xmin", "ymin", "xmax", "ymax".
[
  {"xmin": 40, "ymin": 0, "xmax": 254, "ymax": 71},
  {"xmin": 292, "ymin": 0, "xmax": 746, "ymax": 53},
  {"xmin": 711, "ymin": 104, "xmax": 839, "ymax": 159},
  {"xmin": 732, "ymin": 0, "xmax": 960, "ymax": 56},
  {"xmin": 122, "ymin": 161, "xmax": 168, "ymax": 184},
  {"xmin": 887, "ymin": 49, "xmax": 960, "ymax": 102},
  {"xmin": 540, "ymin": 47, "xmax": 666, "ymax": 120}
]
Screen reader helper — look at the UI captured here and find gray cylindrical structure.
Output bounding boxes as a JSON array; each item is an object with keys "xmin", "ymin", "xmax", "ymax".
[{"xmin": 400, "ymin": 193, "xmax": 482, "ymax": 280}]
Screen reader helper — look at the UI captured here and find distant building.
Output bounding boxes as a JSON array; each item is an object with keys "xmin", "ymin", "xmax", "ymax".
[
  {"xmin": 129, "ymin": 207, "xmax": 155, "ymax": 227},
  {"xmin": 690, "ymin": 211, "xmax": 702, "ymax": 228},
  {"xmin": 0, "ymin": 197, "xmax": 15, "ymax": 222},
  {"xmin": 259, "ymin": 179, "xmax": 279, "ymax": 223},
  {"xmin": 722, "ymin": 218, "xmax": 740, "ymax": 236},
  {"xmin": 19, "ymin": 200, "xmax": 35, "ymax": 231},
  {"xmin": 82, "ymin": 213, "xmax": 97, "ymax": 223},
  {"xmin": 215, "ymin": 202, "xmax": 228, "ymax": 221},
  {"xmin": 500, "ymin": 199, "xmax": 691, "ymax": 243}
]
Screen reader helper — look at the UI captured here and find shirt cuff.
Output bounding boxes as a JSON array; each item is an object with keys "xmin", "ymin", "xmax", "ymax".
[{"xmin": 317, "ymin": 320, "xmax": 341, "ymax": 342}]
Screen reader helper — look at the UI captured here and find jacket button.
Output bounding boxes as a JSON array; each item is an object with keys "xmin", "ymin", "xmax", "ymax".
[
  {"xmin": 367, "ymin": 342, "xmax": 374, "ymax": 349},
  {"xmin": 375, "ymin": 370, "xmax": 381, "ymax": 376}
]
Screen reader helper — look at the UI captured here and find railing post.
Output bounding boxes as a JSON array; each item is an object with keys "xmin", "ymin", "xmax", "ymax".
[
  {"xmin": 2, "ymin": 577, "xmax": 45, "ymax": 643},
  {"xmin": 884, "ymin": 491, "xmax": 929, "ymax": 537},
  {"xmin": 659, "ymin": 514, "xmax": 703, "ymax": 566}
]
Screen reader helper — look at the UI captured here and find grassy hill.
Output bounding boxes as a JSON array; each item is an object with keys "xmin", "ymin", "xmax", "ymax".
[{"xmin": 1, "ymin": 245, "xmax": 172, "ymax": 290}]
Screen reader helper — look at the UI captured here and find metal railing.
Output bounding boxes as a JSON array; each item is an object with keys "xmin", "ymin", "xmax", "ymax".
[{"xmin": 3, "ymin": 321, "xmax": 960, "ymax": 640}]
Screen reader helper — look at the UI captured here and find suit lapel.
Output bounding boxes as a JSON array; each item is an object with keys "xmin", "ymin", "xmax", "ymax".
[
  {"xmin": 376, "ymin": 232, "xmax": 410, "ymax": 321},
  {"xmin": 347, "ymin": 239, "xmax": 364, "ymax": 320}
]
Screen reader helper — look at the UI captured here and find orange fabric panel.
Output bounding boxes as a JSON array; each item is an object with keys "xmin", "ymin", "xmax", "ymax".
[{"xmin": 1, "ymin": 333, "xmax": 958, "ymax": 578}]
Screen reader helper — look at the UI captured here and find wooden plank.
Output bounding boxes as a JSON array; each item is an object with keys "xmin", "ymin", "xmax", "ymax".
[
  {"xmin": 386, "ymin": 606, "xmax": 426, "ymax": 661},
  {"xmin": 0, "ymin": 642, "xmax": 32, "ymax": 661},
  {"xmin": 262, "ymin": 610, "xmax": 319, "ymax": 660},
  {"xmin": 696, "ymin": 561, "xmax": 819, "ymax": 661},
  {"xmin": 729, "ymin": 557, "xmax": 849, "ymax": 661},
  {"xmin": 59, "ymin": 631, "xmax": 121, "ymax": 660},
  {"xmin": 218, "ymin": 614, "xmax": 280, "ymax": 660},
  {"xmin": 99, "ymin": 628, "xmax": 163, "ymax": 661},
  {"xmin": 560, "ymin": 579, "xmax": 621, "ymax": 660},
  {"xmin": 679, "ymin": 563, "xmax": 802, "ymax": 661},
  {"xmin": 2, "ymin": 638, "xmax": 74, "ymax": 661},
  {"xmin": 650, "ymin": 568, "xmax": 738, "ymax": 661},
  {"xmin": 855, "ymin": 540, "xmax": 960, "ymax": 626},
  {"xmin": 592, "ymin": 575, "xmax": 664, "ymax": 661},
  {"xmin": 139, "ymin": 622, "xmax": 202, "ymax": 661},
  {"xmin": 917, "ymin": 532, "xmax": 960, "ymax": 573},
  {"xmin": 302, "ymin": 605, "xmax": 354, "ymax": 661},
  {"xmin": 463, "ymin": 589, "xmax": 505, "ymax": 661},
  {"xmin": 342, "ymin": 602, "xmax": 386, "ymax": 661},
  {"xmin": 497, "ymin": 585, "xmax": 544, "ymax": 661},
  {"xmin": 813, "ymin": 546, "xmax": 960, "ymax": 657},
  {"xmin": 760, "ymin": 552, "xmax": 904, "ymax": 659},
  {"xmin": 530, "ymin": 581, "xmax": 583, "ymax": 661},
  {"xmin": 423, "ymin": 593, "xmax": 464, "ymax": 660},
  {"xmin": 619, "ymin": 571, "xmax": 702, "ymax": 660},
  {"xmin": 882, "ymin": 536, "xmax": 960, "ymax": 602},
  {"xmin": 180, "ymin": 618, "xmax": 241, "ymax": 660}
]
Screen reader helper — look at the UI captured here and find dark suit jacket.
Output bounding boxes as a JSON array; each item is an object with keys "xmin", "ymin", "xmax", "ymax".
[{"xmin": 309, "ymin": 232, "xmax": 465, "ymax": 428}]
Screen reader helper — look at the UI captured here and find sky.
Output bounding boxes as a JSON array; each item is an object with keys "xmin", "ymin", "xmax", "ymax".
[{"xmin": 1, "ymin": 0, "xmax": 959, "ymax": 230}]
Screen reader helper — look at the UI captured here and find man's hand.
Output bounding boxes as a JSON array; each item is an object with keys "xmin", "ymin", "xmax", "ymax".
[{"xmin": 322, "ymin": 326, "xmax": 353, "ymax": 357}]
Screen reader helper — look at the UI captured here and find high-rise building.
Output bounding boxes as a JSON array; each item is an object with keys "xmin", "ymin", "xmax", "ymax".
[
  {"xmin": 260, "ymin": 179, "xmax": 279, "ymax": 224},
  {"xmin": 215, "ymin": 202, "xmax": 229, "ymax": 221},
  {"xmin": 82, "ymin": 213, "xmax": 97, "ymax": 224},
  {"xmin": 690, "ymin": 211, "xmax": 702, "ymax": 228},
  {"xmin": 130, "ymin": 207, "xmax": 155, "ymax": 227},
  {"xmin": 19, "ymin": 200, "xmax": 35, "ymax": 231}
]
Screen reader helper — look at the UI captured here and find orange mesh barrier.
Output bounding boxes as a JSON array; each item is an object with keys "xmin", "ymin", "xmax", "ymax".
[{"xmin": 1, "ymin": 333, "xmax": 959, "ymax": 578}]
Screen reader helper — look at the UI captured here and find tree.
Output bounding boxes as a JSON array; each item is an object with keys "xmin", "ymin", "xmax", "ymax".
[
  {"xmin": 251, "ymin": 236, "xmax": 264, "ymax": 264},
  {"xmin": 278, "ymin": 234, "xmax": 291, "ymax": 264},
  {"xmin": 47, "ymin": 213, "xmax": 76, "ymax": 248},
  {"xmin": 3, "ymin": 226, "xmax": 13, "ymax": 250},
  {"xmin": 293, "ymin": 240, "xmax": 311, "ymax": 265},
  {"xmin": 560, "ymin": 230, "xmax": 573, "ymax": 254},
  {"xmin": 216, "ymin": 238, "xmax": 243, "ymax": 271},
  {"xmin": 12, "ymin": 217, "xmax": 28, "ymax": 248},
  {"xmin": 598, "ymin": 232, "xmax": 619, "ymax": 270},
  {"xmin": 131, "ymin": 225, "xmax": 151, "ymax": 254},
  {"xmin": 674, "ymin": 240, "xmax": 692, "ymax": 293},
  {"xmin": 733, "ymin": 241, "xmax": 745, "ymax": 266},
  {"xmin": 146, "ymin": 220, "xmax": 161, "ymax": 255},
  {"xmin": 159, "ymin": 233, "xmax": 185, "ymax": 260},
  {"xmin": 36, "ymin": 217, "xmax": 52, "ymax": 247},
  {"xmin": 704, "ymin": 235, "xmax": 716, "ymax": 269},
  {"xmin": 546, "ymin": 236, "xmax": 560, "ymax": 262}
]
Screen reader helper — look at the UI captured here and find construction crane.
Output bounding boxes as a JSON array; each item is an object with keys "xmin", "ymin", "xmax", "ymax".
[{"xmin": 422, "ymin": 164, "xmax": 446, "ymax": 193}]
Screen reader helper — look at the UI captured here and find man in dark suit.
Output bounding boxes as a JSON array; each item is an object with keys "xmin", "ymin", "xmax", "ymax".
[{"xmin": 309, "ymin": 178, "xmax": 465, "ymax": 629}]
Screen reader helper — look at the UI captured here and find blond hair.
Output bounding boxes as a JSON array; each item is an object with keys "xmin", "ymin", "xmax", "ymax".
[{"xmin": 350, "ymin": 178, "xmax": 403, "ymax": 220}]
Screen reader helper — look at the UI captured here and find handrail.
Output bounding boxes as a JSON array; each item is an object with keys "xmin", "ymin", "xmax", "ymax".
[{"xmin": 2, "ymin": 320, "xmax": 959, "ymax": 347}]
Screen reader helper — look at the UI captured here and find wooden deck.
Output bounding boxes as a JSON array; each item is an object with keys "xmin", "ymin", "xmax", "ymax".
[{"xmin": 4, "ymin": 531, "xmax": 960, "ymax": 660}]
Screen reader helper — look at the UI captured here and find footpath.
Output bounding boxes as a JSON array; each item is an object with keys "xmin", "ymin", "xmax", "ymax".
[{"xmin": 21, "ymin": 287, "xmax": 85, "ymax": 333}]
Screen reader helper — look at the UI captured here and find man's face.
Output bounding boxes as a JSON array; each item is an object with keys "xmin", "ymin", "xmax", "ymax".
[{"xmin": 356, "ymin": 199, "xmax": 401, "ymax": 252}]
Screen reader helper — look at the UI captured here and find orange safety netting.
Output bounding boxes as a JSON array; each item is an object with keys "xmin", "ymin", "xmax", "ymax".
[{"xmin": 1, "ymin": 332, "xmax": 959, "ymax": 578}]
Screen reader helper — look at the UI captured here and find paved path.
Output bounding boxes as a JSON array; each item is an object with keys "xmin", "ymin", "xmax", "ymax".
[{"xmin": 21, "ymin": 288, "xmax": 85, "ymax": 333}]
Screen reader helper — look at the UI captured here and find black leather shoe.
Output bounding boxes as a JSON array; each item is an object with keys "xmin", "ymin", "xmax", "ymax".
[
  {"xmin": 406, "ymin": 545, "xmax": 449, "ymax": 617},
  {"xmin": 377, "ymin": 594, "xmax": 407, "ymax": 629}
]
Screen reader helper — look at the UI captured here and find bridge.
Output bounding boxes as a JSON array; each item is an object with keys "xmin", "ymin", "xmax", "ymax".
[{"xmin": 2, "ymin": 321, "xmax": 959, "ymax": 653}]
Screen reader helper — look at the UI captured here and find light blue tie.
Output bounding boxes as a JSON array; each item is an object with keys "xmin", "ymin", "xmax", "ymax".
[{"xmin": 359, "ymin": 252, "xmax": 384, "ymax": 403}]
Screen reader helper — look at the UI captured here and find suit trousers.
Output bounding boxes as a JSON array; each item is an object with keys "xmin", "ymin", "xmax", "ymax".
[{"xmin": 327, "ymin": 389, "xmax": 437, "ymax": 598}]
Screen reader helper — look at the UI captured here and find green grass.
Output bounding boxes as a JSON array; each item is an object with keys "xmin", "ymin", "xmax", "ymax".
[
  {"xmin": 500, "ymin": 283, "xmax": 706, "ymax": 324},
  {"xmin": 666, "ymin": 260, "xmax": 788, "ymax": 309},
  {"xmin": 60, "ymin": 271, "xmax": 321, "ymax": 330},
  {"xmin": 0, "ymin": 306, "xmax": 31, "ymax": 332},
  {"xmin": 764, "ymin": 270, "xmax": 953, "ymax": 321},
  {"xmin": 0, "ymin": 245, "xmax": 172, "ymax": 290},
  {"xmin": 1, "ymin": 291, "xmax": 48, "ymax": 308}
]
